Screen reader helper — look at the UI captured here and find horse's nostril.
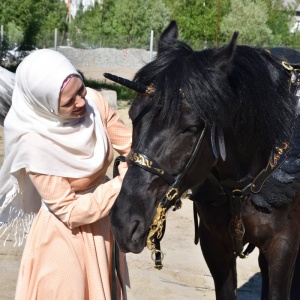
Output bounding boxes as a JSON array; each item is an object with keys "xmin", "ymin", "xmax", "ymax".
[{"xmin": 131, "ymin": 220, "xmax": 141, "ymax": 242}]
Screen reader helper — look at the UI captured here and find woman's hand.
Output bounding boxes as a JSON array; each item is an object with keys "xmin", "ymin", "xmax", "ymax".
[{"xmin": 117, "ymin": 161, "xmax": 129, "ymax": 183}]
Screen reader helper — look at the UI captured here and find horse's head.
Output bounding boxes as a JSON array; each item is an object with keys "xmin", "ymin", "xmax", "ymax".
[{"xmin": 110, "ymin": 21, "xmax": 242, "ymax": 253}]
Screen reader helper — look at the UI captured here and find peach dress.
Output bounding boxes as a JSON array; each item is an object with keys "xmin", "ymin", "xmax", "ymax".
[{"xmin": 15, "ymin": 88, "xmax": 132, "ymax": 300}]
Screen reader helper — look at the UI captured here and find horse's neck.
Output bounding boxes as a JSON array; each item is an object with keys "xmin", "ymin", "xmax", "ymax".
[{"xmin": 214, "ymin": 143, "xmax": 267, "ymax": 183}]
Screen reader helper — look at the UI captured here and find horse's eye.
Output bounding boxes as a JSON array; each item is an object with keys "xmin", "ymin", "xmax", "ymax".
[{"xmin": 184, "ymin": 125, "xmax": 200, "ymax": 133}]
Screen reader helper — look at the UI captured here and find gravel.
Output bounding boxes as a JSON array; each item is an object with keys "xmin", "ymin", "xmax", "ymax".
[{"xmin": 57, "ymin": 47, "xmax": 155, "ymax": 69}]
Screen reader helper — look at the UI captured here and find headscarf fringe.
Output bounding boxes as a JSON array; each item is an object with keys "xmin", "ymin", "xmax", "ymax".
[
  {"xmin": 0, "ymin": 206, "xmax": 36, "ymax": 247},
  {"xmin": 0, "ymin": 179, "xmax": 20, "ymax": 215}
]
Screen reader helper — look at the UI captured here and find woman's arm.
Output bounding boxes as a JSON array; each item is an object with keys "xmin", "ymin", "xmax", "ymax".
[{"xmin": 28, "ymin": 171, "xmax": 126, "ymax": 229}]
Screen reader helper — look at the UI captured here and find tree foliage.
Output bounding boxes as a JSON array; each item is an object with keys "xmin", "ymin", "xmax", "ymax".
[
  {"xmin": 69, "ymin": 0, "xmax": 171, "ymax": 49},
  {"xmin": 1, "ymin": 0, "xmax": 300, "ymax": 50},
  {"xmin": 0, "ymin": 0, "xmax": 67, "ymax": 48},
  {"xmin": 68, "ymin": 3, "xmax": 103, "ymax": 48},
  {"xmin": 163, "ymin": 0, "xmax": 231, "ymax": 48},
  {"xmin": 221, "ymin": 0, "xmax": 273, "ymax": 46},
  {"xmin": 219, "ymin": 0, "xmax": 300, "ymax": 47},
  {"xmin": 266, "ymin": 0, "xmax": 300, "ymax": 48}
]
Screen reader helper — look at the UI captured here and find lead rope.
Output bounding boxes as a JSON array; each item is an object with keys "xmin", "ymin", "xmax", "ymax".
[
  {"xmin": 112, "ymin": 156, "xmax": 127, "ymax": 300},
  {"xmin": 193, "ymin": 202, "xmax": 199, "ymax": 245}
]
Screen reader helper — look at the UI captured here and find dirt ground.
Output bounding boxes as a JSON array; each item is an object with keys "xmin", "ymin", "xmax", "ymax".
[{"xmin": 0, "ymin": 68, "xmax": 262, "ymax": 299}]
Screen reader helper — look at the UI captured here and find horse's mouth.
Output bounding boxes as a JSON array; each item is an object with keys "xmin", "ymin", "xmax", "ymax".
[
  {"xmin": 112, "ymin": 219, "xmax": 149, "ymax": 254},
  {"xmin": 117, "ymin": 235, "xmax": 147, "ymax": 254}
]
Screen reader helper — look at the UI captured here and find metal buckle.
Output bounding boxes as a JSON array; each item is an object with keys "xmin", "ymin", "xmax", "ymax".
[
  {"xmin": 282, "ymin": 61, "xmax": 294, "ymax": 71},
  {"xmin": 231, "ymin": 189, "xmax": 243, "ymax": 199},
  {"xmin": 165, "ymin": 188, "xmax": 179, "ymax": 201}
]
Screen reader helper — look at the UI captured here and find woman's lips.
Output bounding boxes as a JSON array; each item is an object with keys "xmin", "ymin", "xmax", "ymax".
[{"xmin": 73, "ymin": 106, "xmax": 86, "ymax": 115}]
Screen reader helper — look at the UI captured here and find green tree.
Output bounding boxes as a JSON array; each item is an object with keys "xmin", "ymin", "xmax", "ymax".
[
  {"xmin": 101, "ymin": 0, "xmax": 171, "ymax": 48},
  {"xmin": 0, "ymin": 0, "xmax": 67, "ymax": 48},
  {"xmin": 37, "ymin": 0, "xmax": 68, "ymax": 47},
  {"xmin": 6, "ymin": 22, "xmax": 23, "ymax": 46},
  {"xmin": 69, "ymin": 0, "xmax": 171, "ymax": 49},
  {"xmin": 162, "ymin": 0, "xmax": 231, "ymax": 48},
  {"xmin": 266, "ymin": 0, "xmax": 290, "ymax": 46},
  {"xmin": 220, "ymin": 0, "xmax": 273, "ymax": 46},
  {"xmin": 266, "ymin": 0, "xmax": 300, "ymax": 48},
  {"xmin": 69, "ymin": 2, "xmax": 103, "ymax": 48}
]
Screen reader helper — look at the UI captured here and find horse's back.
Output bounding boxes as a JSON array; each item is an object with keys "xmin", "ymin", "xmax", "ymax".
[{"xmin": 268, "ymin": 47, "xmax": 300, "ymax": 64}]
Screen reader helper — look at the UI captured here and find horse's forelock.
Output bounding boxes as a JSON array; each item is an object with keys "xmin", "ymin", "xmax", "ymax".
[{"xmin": 134, "ymin": 44, "xmax": 237, "ymax": 126}]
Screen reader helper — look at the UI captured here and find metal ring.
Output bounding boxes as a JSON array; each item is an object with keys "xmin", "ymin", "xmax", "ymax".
[
  {"xmin": 282, "ymin": 61, "xmax": 294, "ymax": 71},
  {"xmin": 151, "ymin": 249, "xmax": 165, "ymax": 262}
]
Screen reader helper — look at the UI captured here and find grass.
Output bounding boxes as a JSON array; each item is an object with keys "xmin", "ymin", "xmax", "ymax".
[
  {"xmin": 83, "ymin": 78, "xmax": 136, "ymax": 101},
  {"xmin": 78, "ymin": 70, "xmax": 136, "ymax": 102}
]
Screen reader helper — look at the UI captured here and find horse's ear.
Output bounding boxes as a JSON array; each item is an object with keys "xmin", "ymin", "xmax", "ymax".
[
  {"xmin": 214, "ymin": 32, "xmax": 239, "ymax": 73},
  {"xmin": 157, "ymin": 20, "xmax": 179, "ymax": 53}
]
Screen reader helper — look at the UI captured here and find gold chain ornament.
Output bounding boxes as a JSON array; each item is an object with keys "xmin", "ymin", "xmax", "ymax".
[{"xmin": 146, "ymin": 204, "xmax": 167, "ymax": 251}]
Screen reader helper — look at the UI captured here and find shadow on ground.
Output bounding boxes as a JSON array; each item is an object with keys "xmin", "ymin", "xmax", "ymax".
[{"xmin": 238, "ymin": 272, "xmax": 261, "ymax": 299}]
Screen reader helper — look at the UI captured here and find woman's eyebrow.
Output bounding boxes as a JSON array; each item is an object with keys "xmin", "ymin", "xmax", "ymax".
[{"xmin": 60, "ymin": 83, "xmax": 85, "ymax": 106}]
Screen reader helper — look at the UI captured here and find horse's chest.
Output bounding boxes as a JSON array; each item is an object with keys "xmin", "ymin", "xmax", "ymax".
[{"xmin": 242, "ymin": 197, "xmax": 300, "ymax": 242}]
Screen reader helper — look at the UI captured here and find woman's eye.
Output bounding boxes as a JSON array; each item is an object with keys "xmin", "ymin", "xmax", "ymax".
[{"xmin": 61, "ymin": 98, "xmax": 75, "ymax": 107}]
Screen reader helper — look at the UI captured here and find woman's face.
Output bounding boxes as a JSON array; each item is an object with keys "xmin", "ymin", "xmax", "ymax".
[{"xmin": 59, "ymin": 76, "xmax": 87, "ymax": 119}]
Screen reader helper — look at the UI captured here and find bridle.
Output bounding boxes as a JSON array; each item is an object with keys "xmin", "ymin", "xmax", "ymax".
[
  {"xmin": 103, "ymin": 73, "xmax": 227, "ymax": 268},
  {"xmin": 127, "ymin": 124, "xmax": 226, "ymax": 269},
  {"xmin": 128, "ymin": 127, "xmax": 208, "ymax": 269}
]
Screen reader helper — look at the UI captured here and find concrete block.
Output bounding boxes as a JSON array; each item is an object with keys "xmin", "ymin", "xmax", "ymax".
[{"xmin": 100, "ymin": 89, "xmax": 118, "ymax": 110}]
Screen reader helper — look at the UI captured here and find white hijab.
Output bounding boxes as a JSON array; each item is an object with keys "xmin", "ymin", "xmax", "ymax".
[{"xmin": 0, "ymin": 49, "xmax": 108, "ymax": 244}]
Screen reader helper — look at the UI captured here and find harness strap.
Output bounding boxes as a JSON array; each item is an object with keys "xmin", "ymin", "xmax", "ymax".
[
  {"xmin": 113, "ymin": 241, "xmax": 127, "ymax": 299},
  {"xmin": 111, "ymin": 240, "xmax": 117, "ymax": 300},
  {"xmin": 161, "ymin": 125, "xmax": 208, "ymax": 208},
  {"xmin": 128, "ymin": 151, "xmax": 175, "ymax": 184},
  {"xmin": 228, "ymin": 190, "xmax": 246, "ymax": 258},
  {"xmin": 249, "ymin": 142, "xmax": 291, "ymax": 193},
  {"xmin": 112, "ymin": 156, "xmax": 127, "ymax": 300},
  {"xmin": 243, "ymin": 243, "xmax": 256, "ymax": 257},
  {"xmin": 204, "ymin": 138, "xmax": 291, "ymax": 258},
  {"xmin": 193, "ymin": 202, "xmax": 199, "ymax": 245},
  {"xmin": 153, "ymin": 222, "xmax": 166, "ymax": 270}
]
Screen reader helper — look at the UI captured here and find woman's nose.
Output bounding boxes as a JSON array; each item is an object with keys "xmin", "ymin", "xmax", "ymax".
[{"xmin": 75, "ymin": 95, "xmax": 85, "ymax": 107}]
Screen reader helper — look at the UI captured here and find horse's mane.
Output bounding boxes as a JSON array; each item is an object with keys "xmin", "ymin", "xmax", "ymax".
[{"xmin": 134, "ymin": 40, "xmax": 298, "ymax": 160}]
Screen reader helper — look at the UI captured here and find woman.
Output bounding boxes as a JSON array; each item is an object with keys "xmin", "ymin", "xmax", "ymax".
[{"xmin": 0, "ymin": 49, "xmax": 132, "ymax": 299}]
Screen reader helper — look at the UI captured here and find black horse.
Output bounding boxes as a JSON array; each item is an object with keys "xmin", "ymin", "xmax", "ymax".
[{"xmin": 109, "ymin": 21, "xmax": 300, "ymax": 299}]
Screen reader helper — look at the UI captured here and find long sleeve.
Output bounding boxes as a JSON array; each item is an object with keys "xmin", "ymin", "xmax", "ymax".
[
  {"xmin": 87, "ymin": 87, "xmax": 132, "ymax": 156},
  {"xmin": 28, "ymin": 172, "xmax": 123, "ymax": 229}
]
